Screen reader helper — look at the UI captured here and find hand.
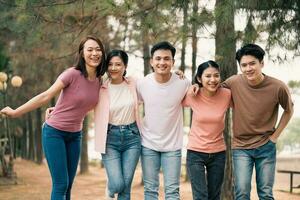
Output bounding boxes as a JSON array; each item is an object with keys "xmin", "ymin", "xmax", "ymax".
[
  {"xmin": 174, "ymin": 70, "xmax": 185, "ymax": 79},
  {"xmin": 0, "ymin": 106, "xmax": 18, "ymax": 118},
  {"xmin": 269, "ymin": 135, "xmax": 277, "ymax": 143},
  {"xmin": 45, "ymin": 107, "xmax": 54, "ymax": 119},
  {"xmin": 187, "ymin": 84, "xmax": 200, "ymax": 96}
]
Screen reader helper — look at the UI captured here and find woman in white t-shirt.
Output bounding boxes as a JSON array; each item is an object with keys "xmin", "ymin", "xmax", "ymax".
[{"xmin": 94, "ymin": 50, "xmax": 141, "ymax": 200}]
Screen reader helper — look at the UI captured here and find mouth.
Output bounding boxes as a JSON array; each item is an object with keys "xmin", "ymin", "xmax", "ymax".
[
  {"xmin": 90, "ymin": 57, "xmax": 100, "ymax": 63},
  {"xmin": 208, "ymin": 83, "xmax": 218, "ymax": 88}
]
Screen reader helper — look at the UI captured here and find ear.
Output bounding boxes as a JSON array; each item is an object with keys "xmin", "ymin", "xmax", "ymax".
[
  {"xmin": 150, "ymin": 58, "xmax": 154, "ymax": 67},
  {"xmin": 197, "ymin": 77, "xmax": 201, "ymax": 83},
  {"xmin": 260, "ymin": 60, "xmax": 264, "ymax": 68}
]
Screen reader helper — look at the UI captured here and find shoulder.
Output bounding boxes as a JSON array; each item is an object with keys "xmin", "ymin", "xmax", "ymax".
[
  {"xmin": 137, "ymin": 73, "xmax": 153, "ymax": 85},
  {"xmin": 222, "ymin": 74, "xmax": 242, "ymax": 88},
  {"xmin": 171, "ymin": 73, "xmax": 190, "ymax": 85},
  {"xmin": 219, "ymin": 87, "xmax": 231, "ymax": 95},
  {"xmin": 265, "ymin": 75, "xmax": 286, "ymax": 86},
  {"xmin": 60, "ymin": 67, "xmax": 81, "ymax": 78},
  {"xmin": 227, "ymin": 74, "xmax": 241, "ymax": 82},
  {"xmin": 125, "ymin": 76, "xmax": 137, "ymax": 84}
]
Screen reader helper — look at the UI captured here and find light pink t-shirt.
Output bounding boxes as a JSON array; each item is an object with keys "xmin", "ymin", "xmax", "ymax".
[
  {"xmin": 46, "ymin": 68, "xmax": 100, "ymax": 132},
  {"xmin": 137, "ymin": 73, "xmax": 190, "ymax": 151},
  {"xmin": 182, "ymin": 88, "xmax": 231, "ymax": 153}
]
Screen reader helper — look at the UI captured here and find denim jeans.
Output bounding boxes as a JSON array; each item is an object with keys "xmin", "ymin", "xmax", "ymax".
[
  {"xmin": 101, "ymin": 122, "xmax": 141, "ymax": 200},
  {"xmin": 186, "ymin": 150, "xmax": 226, "ymax": 200},
  {"xmin": 42, "ymin": 123, "xmax": 82, "ymax": 200},
  {"xmin": 233, "ymin": 140, "xmax": 276, "ymax": 200},
  {"xmin": 141, "ymin": 146, "xmax": 181, "ymax": 200}
]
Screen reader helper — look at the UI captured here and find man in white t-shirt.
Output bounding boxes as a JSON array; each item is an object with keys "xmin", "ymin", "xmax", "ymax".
[{"xmin": 136, "ymin": 41, "xmax": 190, "ymax": 200}]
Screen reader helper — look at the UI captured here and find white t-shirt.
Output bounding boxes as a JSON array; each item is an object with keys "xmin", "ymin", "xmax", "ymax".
[
  {"xmin": 136, "ymin": 73, "xmax": 190, "ymax": 151},
  {"xmin": 108, "ymin": 82, "xmax": 135, "ymax": 125}
]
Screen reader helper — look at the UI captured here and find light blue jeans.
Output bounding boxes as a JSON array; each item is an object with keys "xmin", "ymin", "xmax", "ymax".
[
  {"xmin": 233, "ymin": 140, "xmax": 276, "ymax": 200},
  {"xmin": 141, "ymin": 146, "xmax": 181, "ymax": 200},
  {"xmin": 101, "ymin": 122, "xmax": 141, "ymax": 200}
]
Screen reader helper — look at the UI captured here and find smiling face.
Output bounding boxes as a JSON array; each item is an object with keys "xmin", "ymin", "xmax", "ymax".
[
  {"xmin": 150, "ymin": 49, "xmax": 174, "ymax": 76},
  {"xmin": 239, "ymin": 55, "xmax": 264, "ymax": 85},
  {"xmin": 107, "ymin": 56, "xmax": 126, "ymax": 84},
  {"xmin": 83, "ymin": 39, "xmax": 103, "ymax": 70},
  {"xmin": 198, "ymin": 66, "xmax": 220, "ymax": 96}
]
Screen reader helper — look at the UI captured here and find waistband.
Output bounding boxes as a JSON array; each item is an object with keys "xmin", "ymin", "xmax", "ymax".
[{"xmin": 108, "ymin": 122, "xmax": 137, "ymax": 130}]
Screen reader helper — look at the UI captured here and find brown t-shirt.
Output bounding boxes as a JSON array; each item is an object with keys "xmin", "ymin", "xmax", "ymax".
[{"xmin": 223, "ymin": 74, "xmax": 293, "ymax": 149}]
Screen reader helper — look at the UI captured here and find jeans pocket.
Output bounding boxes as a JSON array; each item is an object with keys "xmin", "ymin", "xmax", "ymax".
[{"xmin": 129, "ymin": 126, "xmax": 140, "ymax": 135}]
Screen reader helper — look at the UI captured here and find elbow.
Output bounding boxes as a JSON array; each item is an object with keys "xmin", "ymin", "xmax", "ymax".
[{"xmin": 39, "ymin": 92, "xmax": 52, "ymax": 105}]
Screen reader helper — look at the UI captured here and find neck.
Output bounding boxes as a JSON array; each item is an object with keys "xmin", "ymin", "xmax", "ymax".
[
  {"xmin": 154, "ymin": 73, "xmax": 172, "ymax": 83},
  {"xmin": 86, "ymin": 65, "xmax": 96, "ymax": 80},
  {"xmin": 110, "ymin": 77, "xmax": 124, "ymax": 84},
  {"xmin": 201, "ymin": 87, "xmax": 217, "ymax": 97},
  {"xmin": 248, "ymin": 73, "xmax": 264, "ymax": 86}
]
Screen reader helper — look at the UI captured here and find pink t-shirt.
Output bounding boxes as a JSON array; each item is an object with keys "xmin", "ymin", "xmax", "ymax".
[
  {"xmin": 182, "ymin": 88, "xmax": 231, "ymax": 153},
  {"xmin": 46, "ymin": 68, "xmax": 100, "ymax": 132}
]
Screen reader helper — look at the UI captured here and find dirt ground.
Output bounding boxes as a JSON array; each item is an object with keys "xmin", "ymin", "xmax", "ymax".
[{"xmin": 0, "ymin": 158, "xmax": 300, "ymax": 200}]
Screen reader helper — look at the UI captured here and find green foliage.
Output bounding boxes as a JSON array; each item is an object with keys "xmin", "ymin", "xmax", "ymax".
[
  {"xmin": 236, "ymin": 0, "xmax": 300, "ymax": 59},
  {"xmin": 0, "ymin": 45, "xmax": 9, "ymax": 72},
  {"xmin": 277, "ymin": 117, "xmax": 300, "ymax": 152},
  {"xmin": 288, "ymin": 80, "xmax": 300, "ymax": 94}
]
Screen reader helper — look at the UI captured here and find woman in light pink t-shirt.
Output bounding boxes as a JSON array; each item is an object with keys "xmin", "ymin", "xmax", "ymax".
[
  {"xmin": 1, "ymin": 36, "xmax": 106, "ymax": 200},
  {"xmin": 183, "ymin": 60, "xmax": 231, "ymax": 200}
]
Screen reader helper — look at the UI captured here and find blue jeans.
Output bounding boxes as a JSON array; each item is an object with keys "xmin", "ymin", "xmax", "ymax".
[
  {"xmin": 101, "ymin": 122, "xmax": 141, "ymax": 200},
  {"xmin": 42, "ymin": 123, "xmax": 82, "ymax": 200},
  {"xmin": 141, "ymin": 146, "xmax": 181, "ymax": 200},
  {"xmin": 233, "ymin": 140, "xmax": 276, "ymax": 200},
  {"xmin": 186, "ymin": 150, "xmax": 226, "ymax": 200}
]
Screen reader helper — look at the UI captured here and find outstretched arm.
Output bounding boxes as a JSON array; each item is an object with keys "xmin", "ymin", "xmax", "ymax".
[
  {"xmin": 269, "ymin": 108, "xmax": 294, "ymax": 143},
  {"xmin": 1, "ymin": 79, "xmax": 65, "ymax": 118}
]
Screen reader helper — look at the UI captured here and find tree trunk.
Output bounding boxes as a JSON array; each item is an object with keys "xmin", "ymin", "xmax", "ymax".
[
  {"xmin": 35, "ymin": 108, "xmax": 43, "ymax": 164},
  {"xmin": 180, "ymin": 0, "xmax": 189, "ymax": 72},
  {"xmin": 185, "ymin": 0, "xmax": 199, "ymax": 182},
  {"xmin": 27, "ymin": 112, "xmax": 35, "ymax": 161},
  {"xmin": 142, "ymin": 32, "xmax": 151, "ymax": 76},
  {"xmin": 191, "ymin": 0, "xmax": 198, "ymax": 81},
  {"xmin": 21, "ymin": 118, "xmax": 28, "ymax": 159},
  {"xmin": 80, "ymin": 116, "xmax": 89, "ymax": 174},
  {"xmin": 215, "ymin": 0, "xmax": 237, "ymax": 199}
]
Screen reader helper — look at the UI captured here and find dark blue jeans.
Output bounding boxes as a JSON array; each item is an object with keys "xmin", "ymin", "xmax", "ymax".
[
  {"xmin": 186, "ymin": 150, "xmax": 226, "ymax": 200},
  {"xmin": 42, "ymin": 123, "xmax": 82, "ymax": 200},
  {"xmin": 101, "ymin": 122, "xmax": 141, "ymax": 200}
]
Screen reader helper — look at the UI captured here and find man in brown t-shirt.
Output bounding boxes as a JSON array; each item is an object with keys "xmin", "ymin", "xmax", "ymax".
[{"xmin": 223, "ymin": 44, "xmax": 294, "ymax": 200}]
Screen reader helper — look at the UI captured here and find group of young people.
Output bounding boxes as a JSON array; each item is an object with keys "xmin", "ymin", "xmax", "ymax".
[{"xmin": 0, "ymin": 35, "xmax": 293, "ymax": 200}]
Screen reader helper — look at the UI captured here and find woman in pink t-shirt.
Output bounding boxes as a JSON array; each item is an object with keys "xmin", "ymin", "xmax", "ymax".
[
  {"xmin": 1, "ymin": 36, "xmax": 106, "ymax": 200},
  {"xmin": 182, "ymin": 60, "xmax": 231, "ymax": 200}
]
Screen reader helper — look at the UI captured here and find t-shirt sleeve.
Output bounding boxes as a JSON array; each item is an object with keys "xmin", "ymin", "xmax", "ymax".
[
  {"xmin": 222, "ymin": 75, "xmax": 235, "ymax": 89},
  {"xmin": 278, "ymin": 84, "xmax": 294, "ymax": 112},
  {"xmin": 182, "ymin": 94, "xmax": 190, "ymax": 107},
  {"xmin": 136, "ymin": 79, "xmax": 143, "ymax": 103},
  {"xmin": 57, "ymin": 68, "xmax": 75, "ymax": 87}
]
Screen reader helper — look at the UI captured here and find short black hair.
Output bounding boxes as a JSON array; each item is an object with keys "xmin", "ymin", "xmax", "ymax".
[
  {"xmin": 194, "ymin": 60, "xmax": 220, "ymax": 87},
  {"xmin": 106, "ymin": 49, "xmax": 128, "ymax": 76},
  {"xmin": 236, "ymin": 44, "xmax": 265, "ymax": 63},
  {"xmin": 150, "ymin": 41, "xmax": 176, "ymax": 58}
]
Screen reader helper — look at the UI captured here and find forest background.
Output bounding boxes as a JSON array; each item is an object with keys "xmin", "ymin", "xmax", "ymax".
[{"xmin": 0, "ymin": 0, "xmax": 299, "ymax": 199}]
